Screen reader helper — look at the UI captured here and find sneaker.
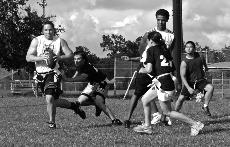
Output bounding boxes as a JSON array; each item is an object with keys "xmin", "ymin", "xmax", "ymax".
[
  {"xmin": 191, "ymin": 121, "xmax": 204, "ymax": 136},
  {"xmin": 112, "ymin": 119, "xmax": 123, "ymax": 126},
  {"xmin": 151, "ymin": 113, "xmax": 162, "ymax": 125},
  {"xmin": 202, "ymin": 106, "xmax": 211, "ymax": 116},
  {"xmin": 73, "ymin": 103, "xmax": 86, "ymax": 119},
  {"xmin": 95, "ymin": 105, "xmax": 102, "ymax": 117},
  {"xmin": 133, "ymin": 124, "xmax": 153, "ymax": 134},
  {"xmin": 165, "ymin": 116, "xmax": 172, "ymax": 126},
  {"xmin": 124, "ymin": 120, "xmax": 131, "ymax": 128},
  {"xmin": 47, "ymin": 121, "xmax": 56, "ymax": 129}
]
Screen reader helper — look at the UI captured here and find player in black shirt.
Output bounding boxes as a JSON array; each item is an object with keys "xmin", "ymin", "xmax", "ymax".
[
  {"xmin": 72, "ymin": 51, "xmax": 122, "ymax": 125},
  {"xmin": 175, "ymin": 41, "xmax": 214, "ymax": 116},
  {"xmin": 133, "ymin": 31, "xmax": 204, "ymax": 136}
]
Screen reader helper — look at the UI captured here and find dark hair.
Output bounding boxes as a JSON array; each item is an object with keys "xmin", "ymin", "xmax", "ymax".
[
  {"xmin": 147, "ymin": 31, "xmax": 165, "ymax": 45},
  {"xmin": 155, "ymin": 9, "xmax": 170, "ymax": 20},
  {"xmin": 185, "ymin": 41, "xmax": 196, "ymax": 48},
  {"xmin": 42, "ymin": 21, "xmax": 55, "ymax": 30},
  {"xmin": 148, "ymin": 31, "xmax": 172, "ymax": 60},
  {"xmin": 73, "ymin": 51, "xmax": 89, "ymax": 63}
]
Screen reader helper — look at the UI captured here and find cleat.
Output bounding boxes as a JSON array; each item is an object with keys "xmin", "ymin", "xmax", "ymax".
[
  {"xmin": 112, "ymin": 119, "xmax": 123, "ymax": 126},
  {"xmin": 202, "ymin": 106, "xmax": 211, "ymax": 116},
  {"xmin": 191, "ymin": 121, "xmax": 204, "ymax": 136},
  {"xmin": 151, "ymin": 112, "xmax": 162, "ymax": 125},
  {"xmin": 124, "ymin": 120, "xmax": 131, "ymax": 128},
  {"xmin": 163, "ymin": 116, "xmax": 172, "ymax": 126},
  {"xmin": 47, "ymin": 121, "xmax": 56, "ymax": 129},
  {"xmin": 73, "ymin": 102, "xmax": 86, "ymax": 119},
  {"xmin": 133, "ymin": 124, "xmax": 153, "ymax": 134}
]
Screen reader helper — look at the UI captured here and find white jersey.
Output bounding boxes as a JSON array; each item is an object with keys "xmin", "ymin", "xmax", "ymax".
[
  {"xmin": 152, "ymin": 27, "xmax": 174, "ymax": 49},
  {"xmin": 35, "ymin": 35, "xmax": 61, "ymax": 73},
  {"xmin": 140, "ymin": 27, "xmax": 174, "ymax": 63}
]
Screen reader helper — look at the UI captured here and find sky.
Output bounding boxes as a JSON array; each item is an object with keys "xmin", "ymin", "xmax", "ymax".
[{"xmin": 27, "ymin": 0, "xmax": 230, "ymax": 57}]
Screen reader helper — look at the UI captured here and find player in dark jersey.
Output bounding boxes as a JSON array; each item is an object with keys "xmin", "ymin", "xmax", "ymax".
[
  {"xmin": 175, "ymin": 41, "xmax": 214, "ymax": 116},
  {"xmin": 72, "ymin": 51, "xmax": 122, "ymax": 125},
  {"xmin": 133, "ymin": 31, "xmax": 204, "ymax": 136}
]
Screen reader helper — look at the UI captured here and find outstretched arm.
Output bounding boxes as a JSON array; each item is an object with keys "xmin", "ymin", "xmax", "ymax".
[{"xmin": 121, "ymin": 56, "xmax": 141, "ymax": 61}]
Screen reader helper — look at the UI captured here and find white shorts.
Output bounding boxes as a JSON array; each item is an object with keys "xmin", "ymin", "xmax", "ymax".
[
  {"xmin": 157, "ymin": 89, "xmax": 175, "ymax": 102},
  {"xmin": 81, "ymin": 82, "xmax": 108, "ymax": 97}
]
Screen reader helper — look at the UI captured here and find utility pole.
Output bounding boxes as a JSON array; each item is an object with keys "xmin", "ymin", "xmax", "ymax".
[
  {"xmin": 173, "ymin": 0, "xmax": 183, "ymax": 89},
  {"xmin": 37, "ymin": 0, "xmax": 47, "ymax": 18}
]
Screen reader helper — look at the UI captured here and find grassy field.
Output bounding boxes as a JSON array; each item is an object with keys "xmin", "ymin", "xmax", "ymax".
[{"xmin": 0, "ymin": 95, "xmax": 230, "ymax": 146}]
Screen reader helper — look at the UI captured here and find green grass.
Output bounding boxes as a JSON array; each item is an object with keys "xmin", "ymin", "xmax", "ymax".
[{"xmin": 0, "ymin": 95, "xmax": 230, "ymax": 146}]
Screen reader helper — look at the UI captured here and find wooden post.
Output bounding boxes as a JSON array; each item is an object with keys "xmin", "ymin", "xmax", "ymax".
[
  {"xmin": 114, "ymin": 57, "xmax": 117, "ymax": 96},
  {"xmin": 173, "ymin": 0, "xmax": 183, "ymax": 90}
]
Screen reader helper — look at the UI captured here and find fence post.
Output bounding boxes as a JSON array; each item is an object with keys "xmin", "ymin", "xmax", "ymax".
[
  {"xmin": 114, "ymin": 57, "xmax": 117, "ymax": 96},
  {"xmin": 222, "ymin": 72, "xmax": 224, "ymax": 99}
]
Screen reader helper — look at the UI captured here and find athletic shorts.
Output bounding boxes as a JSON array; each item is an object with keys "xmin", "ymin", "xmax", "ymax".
[
  {"xmin": 134, "ymin": 73, "xmax": 152, "ymax": 98},
  {"xmin": 157, "ymin": 89, "xmax": 175, "ymax": 102},
  {"xmin": 34, "ymin": 71, "xmax": 62, "ymax": 99},
  {"xmin": 181, "ymin": 79, "xmax": 208, "ymax": 97},
  {"xmin": 81, "ymin": 81, "xmax": 108, "ymax": 100}
]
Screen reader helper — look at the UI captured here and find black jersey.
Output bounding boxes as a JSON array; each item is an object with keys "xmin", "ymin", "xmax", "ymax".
[
  {"xmin": 145, "ymin": 45, "xmax": 175, "ymax": 91},
  {"xmin": 145, "ymin": 45, "xmax": 175, "ymax": 76},
  {"xmin": 184, "ymin": 52, "xmax": 205, "ymax": 83},
  {"xmin": 77, "ymin": 63, "xmax": 107, "ymax": 84}
]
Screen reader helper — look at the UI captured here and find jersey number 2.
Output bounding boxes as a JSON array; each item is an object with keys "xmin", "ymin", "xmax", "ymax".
[{"xmin": 160, "ymin": 55, "xmax": 172, "ymax": 67}]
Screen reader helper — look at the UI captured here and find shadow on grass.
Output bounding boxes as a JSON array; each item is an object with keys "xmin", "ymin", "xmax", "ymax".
[
  {"xmin": 204, "ymin": 117, "xmax": 230, "ymax": 126},
  {"xmin": 201, "ymin": 127, "xmax": 230, "ymax": 135},
  {"xmin": 0, "ymin": 103, "xmax": 46, "ymax": 108},
  {"xmin": 209, "ymin": 113, "xmax": 230, "ymax": 119}
]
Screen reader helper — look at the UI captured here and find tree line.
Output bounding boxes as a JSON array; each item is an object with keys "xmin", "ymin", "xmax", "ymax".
[{"xmin": 0, "ymin": 0, "xmax": 226, "ymax": 75}]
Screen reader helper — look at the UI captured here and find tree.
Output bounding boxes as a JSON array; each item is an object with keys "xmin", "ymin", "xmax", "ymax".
[
  {"xmin": 100, "ymin": 34, "xmax": 140, "ymax": 58},
  {"xmin": 0, "ymin": 0, "xmax": 58, "ymax": 73}
]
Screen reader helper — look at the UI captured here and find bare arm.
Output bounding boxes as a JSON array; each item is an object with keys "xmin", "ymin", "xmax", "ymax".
[
  {"xmin": 57, "ymin": 39, "xmax": 74, "ymax": 61},
  {"xmin": 138, "ymin": 32, "xmax": 148, "ymax": 55},
  {"xmin": 180, "ymin": 61, "xmax": 194, "ymax": 94},
  {"xmin": 26, "ymin": 38, "xmax": 47, "ymax": 62},
  {"xmin": 72, "ymin": 70, "xmax": 79, "ymax": 78},
  {"xmin": 139, "ymin": 63, "xmax": 152, "ymax": 73},
  {"xmin": 121, "ymin": 56, "xmax": 141, "ymax": 61}
]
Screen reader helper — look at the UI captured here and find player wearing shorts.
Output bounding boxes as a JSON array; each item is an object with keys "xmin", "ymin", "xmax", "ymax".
[
  {"xmin": 175, "ymin": 41, "xmax": 214, "ymax": 116},
  {"xmin": 138, "ymin": 9, "xmax": 175, "ymax": 125},
  {"xmin": 26, "ymin": 21, "xmax": 86, "ymax": 129},
  {"xmin": 133, "ymin": 31, "xmax": 204, "ymax": 136},
  {"xmin": 72, "ymin": 51, "xmax": 122, "ymax": 125}
]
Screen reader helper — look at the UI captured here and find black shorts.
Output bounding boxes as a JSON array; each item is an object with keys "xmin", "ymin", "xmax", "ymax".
[
  {"xmin": 157, "ymin": 74, "xmax": 175, "ymax": 91},
  {"xmin": 181, "ymin": 79, "xmax": 208, "ymax": 97},
  {"xmin": 134, "ymin": 73, "xmax": 152, "ymax": 98},
  {"xmin": 35, "ymin": 71, "xmax": 63, "ymax": 99}
]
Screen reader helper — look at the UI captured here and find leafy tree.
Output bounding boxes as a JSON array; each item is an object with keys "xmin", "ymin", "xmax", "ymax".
[
  {"xmin": 0, "ymin": 0, "xmax": 59, "ymax": 73},
  {"xmin": 100, "ymin": 34, "xmax": 140, "ymax": 58}
]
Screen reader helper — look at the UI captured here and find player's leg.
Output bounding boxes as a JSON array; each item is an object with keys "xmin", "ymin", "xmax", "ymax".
[
  {"xmin": 124, "ymin": 73, "xmax": 151, "ymax": 128},
  {"xmin": 158, "ymin": 91, "xmax": 204, "ymax": 136},
  {"xmin": 202, "ymin": 83, "xmax": 214, "ymax": 116},
  {"xmin": 94, "ymin": 94, "xmax": 122, "ymax": 125},
  {"xmin": 133, "ymin": 88, "xmax": 157, "ymax": 134},
  {"xmin": 175, "ymin": 86, "xmax": 190, "ymax": 112},
  {"xmin": 45, "ymin": 93, "xmax": 56, "ymax": 128}
]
